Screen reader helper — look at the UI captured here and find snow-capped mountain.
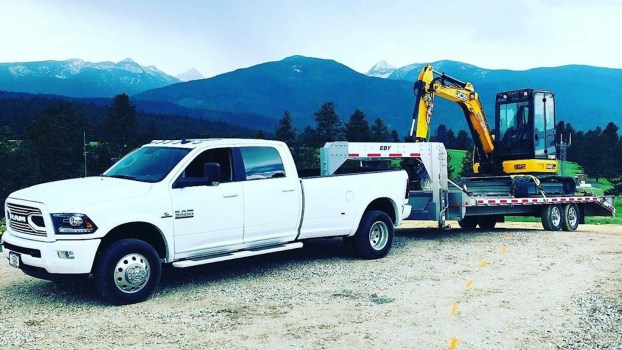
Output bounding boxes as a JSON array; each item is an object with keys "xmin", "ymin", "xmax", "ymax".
[
  {"xmin": 366, "ymin": 60, "xmax": 396, "ymax": 78},
  {"xmin": 176, "ymin": 68, "xmax": 205, "ymax": 82},
  {"xmin": 388, "ymin": 60, "xmax": 490, "ymax": 81},
  {"xmin": 0, "ymin": 58, "xmax": 179, "ymax": 97}
]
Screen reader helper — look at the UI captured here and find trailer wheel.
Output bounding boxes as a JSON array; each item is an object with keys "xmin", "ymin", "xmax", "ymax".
[
  {"xmin": 478, "ymin": 216, "xmax": 496, "ymax": 230},
  {"xmin": 562, "ymin": 203, "xmax": 580, "ymax": 231},
  {"xmin": 458, "ymin": 216, "xmax": 478, "ymax": 229},
  {"xmin": 94, "ymin": 239, "xmax": 161, "ymax": 305},
  {"xmin": 541, "ymin": 205, "xmax": 563, "ymax": 231},
  {"xmin": 353, "ymin": 210, "xmax": 394, "ymax": 259}
]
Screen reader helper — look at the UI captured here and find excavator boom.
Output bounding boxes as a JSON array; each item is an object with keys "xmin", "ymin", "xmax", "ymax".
[{"xmin": 410, "ymin": 65, "xmax": 494, "ymax": 162}]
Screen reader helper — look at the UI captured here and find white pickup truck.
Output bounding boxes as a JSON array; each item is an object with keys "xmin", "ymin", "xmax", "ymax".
[{"xmin": 2, "ymin": 139, "xmax": 411, "ymax": 304}]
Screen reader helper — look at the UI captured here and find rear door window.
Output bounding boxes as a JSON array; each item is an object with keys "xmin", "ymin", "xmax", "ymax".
[{"xmin": 239, "ymin": 147, "xmax": 286, "ymax": 180}]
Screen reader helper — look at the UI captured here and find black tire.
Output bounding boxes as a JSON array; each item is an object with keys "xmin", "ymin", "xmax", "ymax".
[
  {"xmin": 541, "ymin": 205, "xmax": 563, "ymax": 231},
  {"xmin": 562, "ymin": 203, "xmax": 580, "ymax": 231},
  {"xmin": 458, "ymin": 216, "xmax": 478, "ymax": 229},
  {"xmin": 353, "ymin": 210, "xmax": 394, "ymax": 259},
  {"xmin": 94, "ymin": 239, "xmax": 162, "ymax": 305},
  {"xmin": 478, "ymin": 216, "xmax": 497, "ymax": 229},
  {"xmin": 343, "ymin": 236, "xmax": 356, "ymax": 255}
]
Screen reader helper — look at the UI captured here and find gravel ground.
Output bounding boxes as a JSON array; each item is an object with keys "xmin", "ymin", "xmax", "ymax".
[{"xmin": 0, "ymin": 222, "xmax": 621, "ymax": 349}]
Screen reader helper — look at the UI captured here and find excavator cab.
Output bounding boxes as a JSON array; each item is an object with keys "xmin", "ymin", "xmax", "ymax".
[{"xmin": 494, "ymin": 89, "xmax": 557, "ymax": 173}]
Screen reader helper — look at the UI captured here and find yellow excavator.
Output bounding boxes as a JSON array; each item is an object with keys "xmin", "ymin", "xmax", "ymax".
[{"xmin": 410, "ymin": 65, "xmax": 575, "ymax": 196}]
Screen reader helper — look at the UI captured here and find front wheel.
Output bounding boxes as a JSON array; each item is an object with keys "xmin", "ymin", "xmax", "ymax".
[
  {"xmin": 94, "ymin": 239, "xmax": 162, "ymax": 305},
  {"xmin": 541, "ymin": 205, "xmax": 563, "ymax": 231},
  {"xmin": 353, "ymin": 210, "xmax": 394, "ymax": 259}
]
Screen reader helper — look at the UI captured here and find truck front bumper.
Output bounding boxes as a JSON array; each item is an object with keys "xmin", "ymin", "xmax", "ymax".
[{"xmin": 2, "ymin": 230, "xmax": 101, "ymax": 275}]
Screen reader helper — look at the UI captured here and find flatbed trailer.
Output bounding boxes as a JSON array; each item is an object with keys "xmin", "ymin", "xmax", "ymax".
[{"xmin": 320, "ymin": 142, "xmax": 616, "ymax": 231}]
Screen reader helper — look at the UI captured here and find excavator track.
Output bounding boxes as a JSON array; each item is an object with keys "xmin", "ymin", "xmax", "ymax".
[{"xmin": 456, "ymin": 175, "xmax": 576, "ymax": 198}]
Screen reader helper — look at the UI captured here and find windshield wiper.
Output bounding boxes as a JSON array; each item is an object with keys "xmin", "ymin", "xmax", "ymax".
[{"xmin": 102, "ymin": 174, "xmax": 138, "ymax": 181}]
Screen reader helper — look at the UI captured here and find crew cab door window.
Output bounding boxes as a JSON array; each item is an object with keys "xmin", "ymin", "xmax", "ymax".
[
  {"xmin": 239, "ymin": 146, "xmax": 300, "ymax": 244},
  {"xmin": 170, "ymin": 147, "xmax": 243, "ymax": 254}
]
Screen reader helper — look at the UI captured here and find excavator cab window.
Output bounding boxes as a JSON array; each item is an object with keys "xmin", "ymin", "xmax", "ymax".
[
  {"xmin": 533, "ymin": 92, "xmax": 557, "ymax": 159},
  {"xmin": 495, "ymin": 89, "xmax": 557, "ymax": 161},
  {"xmin": 496, "ymin": 98, "xmax": 532, "ymax": 159}
]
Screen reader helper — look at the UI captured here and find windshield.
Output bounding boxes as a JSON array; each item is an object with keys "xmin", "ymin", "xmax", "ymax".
[{"xmin": 104, "ymin": 146, "xmax": 191, "ymax": 182}]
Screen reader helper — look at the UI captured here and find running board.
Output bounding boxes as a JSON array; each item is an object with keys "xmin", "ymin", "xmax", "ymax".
[{"xmin": 172, "ymin": 242, "xmax": 304, "ymax": 268}]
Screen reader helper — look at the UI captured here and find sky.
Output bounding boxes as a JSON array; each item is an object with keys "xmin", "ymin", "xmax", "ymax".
[{"xmin": 1, "ymin": 0, "xmax": 622, "ymax": 78}]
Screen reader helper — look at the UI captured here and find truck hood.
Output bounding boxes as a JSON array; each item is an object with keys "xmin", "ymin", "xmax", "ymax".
[{"xmin": 8, "ymin": 177, "xmax": 154, "ymax": 213}]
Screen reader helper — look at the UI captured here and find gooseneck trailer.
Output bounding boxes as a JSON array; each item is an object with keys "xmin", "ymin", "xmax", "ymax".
[{"xmin": 320, "ymin": 141, "xmax": 616, "ymax": 231}]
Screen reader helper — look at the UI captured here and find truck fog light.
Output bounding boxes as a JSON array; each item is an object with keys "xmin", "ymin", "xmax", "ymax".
[{"xmin": 57, "ymin": 251, "xmax": 75, "ymax": 259}]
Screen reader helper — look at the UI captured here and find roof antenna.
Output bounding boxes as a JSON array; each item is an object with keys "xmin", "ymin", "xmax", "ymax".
[{"xmin": 181, "ymin": 138, "xmax": 190, "ymax": 144}]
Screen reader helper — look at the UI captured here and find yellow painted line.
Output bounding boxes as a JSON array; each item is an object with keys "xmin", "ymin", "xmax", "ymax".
[
  {"xmin": 450, "ymin": 302, "xmax": 459, "ymax": 316},
  {"xmin": 448, "ymin": 337, "xmax": 459, "ymax": 350},
  {"xmin": 500, "ymin": 245, "xmax": 508, "ymax": 254},
  {"xmin": 465, "ymin": 279, "xmax": 474, "ymax": 289},
  {"xmin": 480, "ymin": 259, "xmax": 489, "ymax": 268}
]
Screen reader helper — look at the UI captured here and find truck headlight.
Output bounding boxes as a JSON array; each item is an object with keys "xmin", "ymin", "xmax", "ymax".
[{"xmin": 51, "ymin": 214, "xmax": 98, "ymax": 234}]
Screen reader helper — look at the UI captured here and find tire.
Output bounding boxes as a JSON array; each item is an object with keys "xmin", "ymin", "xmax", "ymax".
[
  {"xmin": 562, "ymin": 203, "xmax": 580, "ymax": 231},
  {"xmin": 353, "ymin": 210, "xmax": 394, "ymax": 259},
  {"xmin": 458, "ymin": 216, "xmax": 478, "ymax": 229},
  {"xmin": 94, "ymin": 239, "xmax": 162, "ymax": 305},
  {"xmin": 343, "ymin": 236, "xmax": 356, "ymax": 255},
  {"xmin": 478, "ymin": 216, "xmax": 497, "ymax": 229},
  {"xmin": 541, "ymin": 205, "xmax": 563, "ymax": 231}
]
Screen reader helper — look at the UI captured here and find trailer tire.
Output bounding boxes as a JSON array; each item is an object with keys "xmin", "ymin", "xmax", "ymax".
[
  {"xmin": 541, "ymin": 205, "xmax": 563, "ymax": 231},
  {"xmin": 94, "ymin": 239, "xmax": 161, "ymax": 305},
  {"xmin": 478, "ymin": 216, "xmax": 497, "ymax": 230},
  {"xmin": 458, "ymin": 216, "xmax": 478, "ymax": 229},
  {"xmin": 562, "ymin": 203, "xmax": 580, "ymax": 231},
  {"xmin": 353, "ymin": 210, "xmax": 394, "ymax": 259}
]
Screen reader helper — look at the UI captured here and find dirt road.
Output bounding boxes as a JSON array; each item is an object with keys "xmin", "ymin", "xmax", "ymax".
[{"xmin": 1, "ymin": 222, "xmax": 621, "ymax": 349}]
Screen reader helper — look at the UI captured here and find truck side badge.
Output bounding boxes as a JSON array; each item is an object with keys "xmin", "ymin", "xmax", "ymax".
[{"xmin": 175, "ymin": 209, "xmax": 194, "ymax": 219}]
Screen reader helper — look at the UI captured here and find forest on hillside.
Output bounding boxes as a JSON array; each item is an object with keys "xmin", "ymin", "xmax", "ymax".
[{"xmin": 1, "ymin": 94, "xmax": 622, "ymax": 220}]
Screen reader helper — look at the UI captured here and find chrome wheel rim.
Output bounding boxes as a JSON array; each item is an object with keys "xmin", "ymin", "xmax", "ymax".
[
  {"xmin": 369, "ymin": 221, "xmax": 389, "ymax": 251},
  {"xmin": 114, "ymin": 253, "xmax": 150, "ymax": 293},
  {"xmin": 551, "ymin": 207, "xmax": 562, "ymax": 227},
  {"xmin": 567, "ymin": 206, "xmax": 578, "ymax": 228}
]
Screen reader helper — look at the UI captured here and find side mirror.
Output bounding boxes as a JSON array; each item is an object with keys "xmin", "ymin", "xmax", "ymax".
[{"xmin": 173, "ymin": 162, "xmax": 221, "ymax": 189}]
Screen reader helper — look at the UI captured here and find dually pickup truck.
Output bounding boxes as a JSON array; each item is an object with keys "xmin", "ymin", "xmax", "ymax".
[{"xmin": 3, "ymin": 139, "xmax": 411, "ymax": 304}]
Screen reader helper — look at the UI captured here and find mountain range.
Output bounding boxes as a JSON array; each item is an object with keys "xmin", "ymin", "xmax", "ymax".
[
  {"xmin": 1, "ymin": 56, "xmax": 621, "ymax": 133},
  {"xmin": 0, "ymin": 58, "xmax": 179, "ymax": 97}
]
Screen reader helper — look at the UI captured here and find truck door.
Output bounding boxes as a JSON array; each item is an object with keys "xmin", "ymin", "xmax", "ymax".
[
  {"xmin": 170, "ymin": 147, "xmax": 244, "ymax": 254},
  {"xmin": 238, "ymin": 146, "xmax": 301, "ymax": 244}
]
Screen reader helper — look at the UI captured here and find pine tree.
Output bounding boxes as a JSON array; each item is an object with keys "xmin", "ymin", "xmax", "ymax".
[
  {"xmin": 454, "ymin": 130, "xmax": 473, "ymax": 150},
  {"xmin": 432, "ymin": 124, "xmax": 449, "ymax": 145},
  {"xmin": 313, "ymin": 102, "xmax": 343, "ymax": 146},
  {"xmin": 344, "ymin": 109, "xmax": 371, "ymax": 142},
  {"xmin": 390, "ymin": 130, "xmax": 400, "ymax": 142},
  {"xmin": 370, "ymin": 118, "xmax": 390, "ymax": 142},
  {"xmin": 275, "ymin": 110, "xmax": 297, "ymax": 145},
  {"xmin": 103, "ymin": 93, "xmax": 138, "ymax": 156},
  {"xmin": 459, "ymin": 147, "xmax": 475, "ymax": 177},
  {"xmin": 29, "ymin": 101, "xmax": 88, "ymax": 182}
]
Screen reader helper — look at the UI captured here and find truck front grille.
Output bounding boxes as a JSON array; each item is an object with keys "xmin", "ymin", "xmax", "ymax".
[{"xmin": 6, "ymin": 203, "xmax": 47, "ymax": 237}]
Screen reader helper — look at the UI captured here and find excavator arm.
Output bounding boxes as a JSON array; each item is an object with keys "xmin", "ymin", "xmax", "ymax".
[{"xmin": 410, "ymin": 65, "xmax": 495, "ymax": 162}]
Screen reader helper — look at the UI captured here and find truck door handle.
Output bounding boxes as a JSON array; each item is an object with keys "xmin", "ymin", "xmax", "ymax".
[
  {"xmin": 281, "ymin": 188, "xmax": 296, "ymax": 192},
  {"xmin": 223, "ymin": 193, "xmax": 239, "ymax": 198}
]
